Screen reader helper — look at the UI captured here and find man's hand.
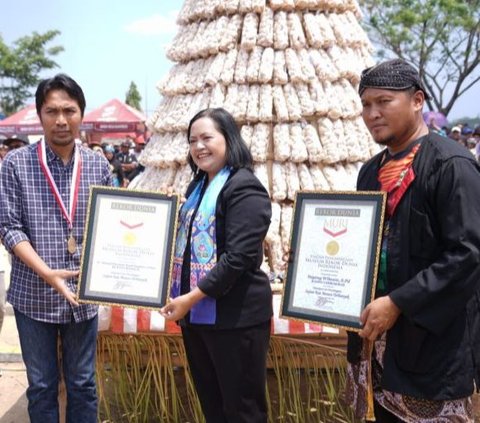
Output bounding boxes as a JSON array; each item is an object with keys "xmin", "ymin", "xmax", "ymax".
[
  {"xmin": 44, "ymin": 269, "xmax": 80, "ymax": 307},
  {"xmin": 358, "ymin": 295, "xmax": 401, "ymax": 341},
  {"xmin": 12, "ymin": 241, "xmax": 80, "ymax": 307},
  {"xmin": 121, "ymin": 163, "xmax": 136, "ymax": 172}
]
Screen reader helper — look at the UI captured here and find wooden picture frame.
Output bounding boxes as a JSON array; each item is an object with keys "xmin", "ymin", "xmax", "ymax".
[
  {"xmin": 281, "ymin": 191, "xmax": 386, "ymax": 331},
  {"xmin": 77, "ymin": 187, "xmax": 178, "ymax": 310}
]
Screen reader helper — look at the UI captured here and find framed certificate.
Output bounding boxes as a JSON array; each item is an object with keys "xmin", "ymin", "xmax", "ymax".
[
  {"xmin": 77, "ymin": 187, "xmax": 178, "ymax": 309},
  {"xmin": 281, "ymin": 191, "xmax": 386, "ymax": 331}
]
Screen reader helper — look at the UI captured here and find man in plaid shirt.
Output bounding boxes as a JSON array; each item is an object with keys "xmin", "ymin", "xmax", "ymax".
[{"xmin": 0, "ymin": 74, "xmax": 113, "ymax": 422}]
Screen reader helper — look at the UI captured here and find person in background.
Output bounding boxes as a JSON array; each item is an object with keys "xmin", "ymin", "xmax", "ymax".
[
  {"xmin": 462, "ymin": 126, "xmax": 474, "ymax": 151},
  {"xmin": 103, "ymin": 144, "xmax": 124, "ymax": 187},
  {"xmin": 461, "ymin": 124, "xmax": 473, "ymax": 138},
  {"xmin": 474, "ymin": 126, "xmax": 480, "ymax": 160},
  {"xmin": 346, "ymin": 59, "xmax": 480, "ymax": 422},
  {"xmin": 466, "ymin": 137, "xmax": 477, "ymax": 159},
  {"xmin": 87, "ymin": 140, "xmax": 102, "ymax": 151},
  {"xmin": 91, "ymin": 145, "xmax": 104, "ymax": 156},
  {"xmin": 449, "ymin": 125, "xmax": 463, "ymax": 144},
  {"xmin": 0, "ymin": 134, "xmax": 25, "ymax": 358},
  {"xmin": 132, "ymin": 134, "xmax": 145, "ymax": 160},
  {"xmin": 3, "ymin": 134, "xmax": 29, "ymax": 151},
  {"xmin": 135, "ymin": 122, "xmax": 151, "ymax": 144},
  {"xmin": 116, "ymin": 139, "xmax": 138, "ymax": 185},
  {"xmin": 126, "ymin": 135, "xmax": 146, "ymax": 181},
  {"xmin": 426, "ymin": 116, "xmax": 446, "ymax": 137},
  {"xmin": 0, "ymin": 73, "xmax": 113, "ymax": 422},
  {"xmin": 79, "ymin": 130, "xmax": 90, "ymax": 148},
  {"xmin": 124, "ymin": 134, "xmax": 134, "ymax": 147},
  {"xmin": 0, "ymin": 135, "xmax": 31, "ymax": 358},
  {"xmin": 0, "ymin": 142, "xmax": 8, "ymax": 167},
  {"xmin": 161, "ymin": 108, "xmax": 272, "ymax": 423}
]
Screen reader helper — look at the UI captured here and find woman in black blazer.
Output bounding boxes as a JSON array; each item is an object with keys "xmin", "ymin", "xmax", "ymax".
[{"xmin": 161, "ymin": 108, "xmax": 272, "ymax": 423}]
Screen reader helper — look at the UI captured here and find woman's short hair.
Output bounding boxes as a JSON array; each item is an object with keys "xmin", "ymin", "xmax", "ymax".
[
  {"xmin": 35, "ymin": 73, "xmax": 86, "ymax": 117},
  {"xmin": 186, "ymin": 108, "xmax": 253, "ymax": 175}
]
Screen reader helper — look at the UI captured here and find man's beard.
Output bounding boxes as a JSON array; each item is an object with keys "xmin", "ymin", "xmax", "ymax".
[
  {"xmin": 49, "ymin": 135, "xmax": 75, "ymax": 147},
  {"xmin": 374, "ymin": 133, "xmax": 396, "ymax": 147}
]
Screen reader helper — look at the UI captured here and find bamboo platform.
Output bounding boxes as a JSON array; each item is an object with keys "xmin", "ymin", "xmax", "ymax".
[{"xmin": 96, "ymin": 331, "xmax": 356, "ymax": 423}]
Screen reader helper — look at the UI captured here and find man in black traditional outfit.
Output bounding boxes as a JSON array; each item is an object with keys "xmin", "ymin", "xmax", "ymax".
[{"xmin": 346, "ymin": 59, "xmax": 480, "ymax": 423}]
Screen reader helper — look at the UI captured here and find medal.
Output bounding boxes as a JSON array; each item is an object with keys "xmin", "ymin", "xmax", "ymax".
[
  {"xmin": 326, "ymin": 240, "xmax": 340, "ymax": 256},
  {"xmin": 37, "ymin": 140, "xmax": 82, "ymax": 254},
  {"xmin": 67, "ymin": 235, "xmax": 77, "ymax": 254}
]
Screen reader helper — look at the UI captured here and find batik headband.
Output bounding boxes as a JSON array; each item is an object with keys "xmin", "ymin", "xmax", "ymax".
[{"xmin": 358, "ymin": 58, "xmax": 430, "ymax": 100}]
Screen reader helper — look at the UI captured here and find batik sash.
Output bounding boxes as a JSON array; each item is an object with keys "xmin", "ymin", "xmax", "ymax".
[{"xmin": 171, "ymin": 167, "xmax": 231, "ymax": 324}]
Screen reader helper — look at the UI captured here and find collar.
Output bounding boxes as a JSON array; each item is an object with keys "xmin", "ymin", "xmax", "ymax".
[
  {"xmin": 382, "ymin": 134, "xmax": 427, "ymax": 165},
  {"xmin": 43, "ymin": 140, "xmax": 76, "ymax": 167}
]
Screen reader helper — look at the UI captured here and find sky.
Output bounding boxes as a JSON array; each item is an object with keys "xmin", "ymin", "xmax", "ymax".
[
  {"xmin": 1, "ymin": 0, "xmax": 478, "ymax": 121},
  {"xmin": 1, "ymin": 0, "xmax": 183, "ymax": 118}
]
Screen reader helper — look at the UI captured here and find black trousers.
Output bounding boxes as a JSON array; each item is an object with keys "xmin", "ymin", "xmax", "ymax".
[
  {"xmin": 181, "ymin": 320, "xmax": 271, "ymax": 423},
  {"xmin": 373, "ymin": 401, "xmax": 404, "ymax": 423}
]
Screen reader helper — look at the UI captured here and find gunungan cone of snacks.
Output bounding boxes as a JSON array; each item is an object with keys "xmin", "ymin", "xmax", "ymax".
[{"xmin": 134, "ymin": 0, "xmax": 380, "ymax": 282}]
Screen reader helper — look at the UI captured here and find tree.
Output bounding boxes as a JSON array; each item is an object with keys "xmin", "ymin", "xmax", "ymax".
[
  {"xmin": 361, "ymin": 0, "xmax": 480, "ymax": 117},
  {"xmin": 0, "ymin": 30, "xmax": 63, "ymax": 116},
  {"xmin": 125, "ymin": 81, "xmax": 142, "ymax": 112}
]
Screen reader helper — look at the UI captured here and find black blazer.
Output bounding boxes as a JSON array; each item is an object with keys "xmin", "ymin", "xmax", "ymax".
[
  {"xmin": 183, "ymin": 167, "xmax": 273, "ymax": 329},
  {"xmin": 348, "ymin": 132, "xmax": 480, "ymax": 399}
]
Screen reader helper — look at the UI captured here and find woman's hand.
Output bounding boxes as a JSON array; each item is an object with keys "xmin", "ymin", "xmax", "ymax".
[
  {"xmin": 161, "ymin": 185, "xmax": 186, "ymax": 204},
  {"xmin": 161, "ymin": 295, "xmax": 193, "ymax": 321},
  {"xmin": 160, "ymin": 288, "xmax": 207, "ymax": 321}
]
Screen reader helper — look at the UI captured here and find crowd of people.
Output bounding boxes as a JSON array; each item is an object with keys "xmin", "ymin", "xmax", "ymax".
[
  {"xmin": 427, "ymin": 121, "xmax": 480, "ymax": 160},
  {"xmin": 87, "ymin": 135, "xmax": 147, "ymax": 187},
  {"xmin": 0, "ymin": 131, "xmax": 148, "ymax": 188}
]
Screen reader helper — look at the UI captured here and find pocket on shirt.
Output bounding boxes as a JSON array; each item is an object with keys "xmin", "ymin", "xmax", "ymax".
[{"xmin": 394, "ymin": 319, "xmax": 430, "ymax": 374}]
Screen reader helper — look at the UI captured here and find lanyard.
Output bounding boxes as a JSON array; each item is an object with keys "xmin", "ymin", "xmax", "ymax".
[{"xmin": 37, "ymin": 140, "xmax": 82, "ymax": 232}]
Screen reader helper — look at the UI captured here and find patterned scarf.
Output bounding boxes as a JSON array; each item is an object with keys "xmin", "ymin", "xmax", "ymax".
[
  {"xmin": 376, "ymin": 142, "xmax": 421, "ymax": 293},
  {"xmin": 171, "ymin": 167, "xmax": 231, "ymax": 324},
  {"xmin": 378, "ymin": 143, "xmax": 421, "ymax": 217}
]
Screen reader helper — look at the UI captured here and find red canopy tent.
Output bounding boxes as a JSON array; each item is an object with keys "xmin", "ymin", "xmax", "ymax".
[
  {"xmin": 82, "ymin": 99, "xmax": 146, "ymax": 142},
  {"xmin": 0, "ymin": 99, "xmax": 146, "ymax": 143},
  {"xmin": 0, "ymin": 104, "xmax": 43, "ymax": 136}
]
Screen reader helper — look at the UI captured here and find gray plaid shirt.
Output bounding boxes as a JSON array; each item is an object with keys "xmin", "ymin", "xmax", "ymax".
[{"xmin": 0, "ymin": 141, "xmax": 113, "ymax": 323}]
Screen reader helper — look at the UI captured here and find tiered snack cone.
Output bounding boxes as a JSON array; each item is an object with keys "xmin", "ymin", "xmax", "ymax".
[{"xmin": 131, "ymin": 0, "xmax": 380, "ymax": 279}]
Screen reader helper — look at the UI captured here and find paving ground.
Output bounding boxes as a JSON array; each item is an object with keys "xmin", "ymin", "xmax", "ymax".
[{"xmin": 0, "ymin": 304, "xmax": 28, "ymax": 423}]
